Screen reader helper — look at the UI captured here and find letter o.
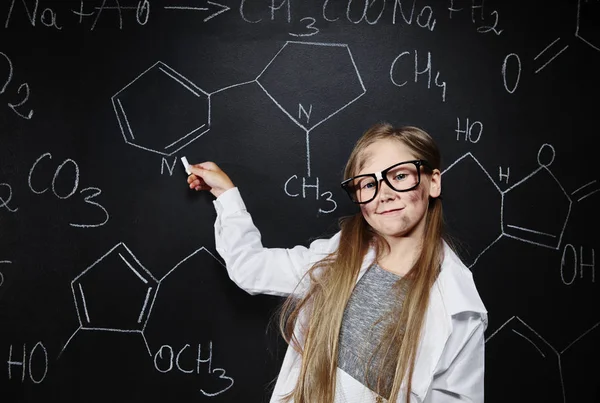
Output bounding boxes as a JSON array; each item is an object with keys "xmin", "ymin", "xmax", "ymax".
[{"xmin": 52, "ymin": 159, "xmax": 79, "ymax": 199}]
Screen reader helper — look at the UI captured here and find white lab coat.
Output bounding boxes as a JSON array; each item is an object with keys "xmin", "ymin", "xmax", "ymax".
[{"xmin": 213, "ymin": 188, "xmax": 488, "ymax": 403}]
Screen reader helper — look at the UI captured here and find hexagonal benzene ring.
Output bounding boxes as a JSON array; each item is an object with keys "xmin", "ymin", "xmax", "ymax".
[
  {"xmin": 112, "ymin": 61, "xmax": 211, "ymax": 156},
  {"xmin": 71, "ymin": 242, "xmax": 159, "ymax": 332},
  {"xmin": 485, "ymin": 317, "xmax": 564, "ymax": 401},
  {"xmin": 502, "ymin": 166, "xmax": 571, "ymax": 249},
  {"xmin": 256, "ymin": 41, "xmax": 366, "ymax": 132},
  {"xmin": 575, "ymin": 0, "xmax": 600, "ymax": 51},
  {"xmin": 441, "ymin": 153, "xmax": 503, "ymax": 268}
]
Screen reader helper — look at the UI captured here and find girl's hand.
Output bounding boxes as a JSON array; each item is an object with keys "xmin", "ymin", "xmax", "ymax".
[{"xmin": 186, "ymin": 161, "xmax": 235, "ymax": 198}]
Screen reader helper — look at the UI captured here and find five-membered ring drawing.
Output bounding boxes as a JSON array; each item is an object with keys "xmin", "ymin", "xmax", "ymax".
[
  {"xmin": 58, "ymin": 243, "xmax": 236, "ymax": 396},
  {"xmin": 59, "ymin": 243, "xmax": 224, "ymax": 358},
  {"xmin": 441, "ymin": 143, "xmax": 598, "ymax": 268}
]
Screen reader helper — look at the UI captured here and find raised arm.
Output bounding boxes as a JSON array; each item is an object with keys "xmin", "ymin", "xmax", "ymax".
[
  {"xmin": 187, "ymin": 161, "xmax": 337, "ymax": 297},
  {"xmin": 213, "ymin": 187, "xmax": 335, "ymax": 296}
]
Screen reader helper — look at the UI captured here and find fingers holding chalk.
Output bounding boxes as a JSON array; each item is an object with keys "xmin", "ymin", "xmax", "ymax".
[
  {"xmin": 181, "ymin": 157, "xmax": 206, "ymax": 191},
  {"xmin": 181, "ymin": 157, "xmax": 235, "ymax": 197},
  {"xmin": 182, "ymin": 156, "xmax": 200, "ymax": 190}
]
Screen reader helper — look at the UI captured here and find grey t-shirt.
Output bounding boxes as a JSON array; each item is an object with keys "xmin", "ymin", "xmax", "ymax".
[{"xmin": 338, "ymin": 264, "xmax": 408, "ymax": 399}]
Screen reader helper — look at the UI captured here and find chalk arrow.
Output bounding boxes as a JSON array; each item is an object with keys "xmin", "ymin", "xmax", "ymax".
[
  {"xmin": 204, "ymin": 1, "xmax": 230, "ymax": 22},
  {"xmin": 164, "ymin": 1, "xmax": 230, "ymax": 22}
]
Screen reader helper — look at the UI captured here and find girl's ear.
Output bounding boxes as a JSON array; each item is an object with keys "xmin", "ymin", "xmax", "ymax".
[{"xmin": 428, "ymin": 169, "xmax": 441, "ymax": 198}]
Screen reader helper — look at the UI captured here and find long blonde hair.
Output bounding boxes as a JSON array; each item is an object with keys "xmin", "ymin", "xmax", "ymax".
[{"xmin": 279, "ymin": 123, "xmax": 445, "ymax": 402}]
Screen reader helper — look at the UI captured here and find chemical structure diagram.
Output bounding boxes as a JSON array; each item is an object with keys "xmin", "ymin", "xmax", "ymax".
[
  {"xmin": 58, "ymin": 242, "xmax": 235, "ymax": 397},
  {"xmin": 111, "ymin": 40, "xmax": 365, "ymax": 215},
  {"xmin": 485, "ymin": 315, "xmax": 599, "ymax": 403},
  {"xmin": 441, "ymin": 143, "xmax": 598, "ymax": 268},
  {"xmin": 533, "ymin": 0, "xmax": 599, "ymax": 74}
]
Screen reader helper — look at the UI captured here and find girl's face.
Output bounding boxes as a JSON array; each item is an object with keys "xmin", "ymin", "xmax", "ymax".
[{"xmin": 356, "ymin": 138, "xmax": 441, "ymax": 242}]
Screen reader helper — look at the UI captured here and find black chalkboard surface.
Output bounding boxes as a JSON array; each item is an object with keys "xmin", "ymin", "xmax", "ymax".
[{"xmin": 1, "ymin": 1, "xmax": 598, "ymax": 402}]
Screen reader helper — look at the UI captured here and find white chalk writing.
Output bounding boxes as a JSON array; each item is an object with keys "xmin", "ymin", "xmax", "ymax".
[
  {"xmin": 0, "ymin": 51, "xmax": 33, "ymax": 119},
  {"xmin": 28, "ymin": 152, "xmax": 109, "ymax": 228},
  {"xmin": 7, "ymin": 342, "xmax": 48, "ymax": 384},
  {"xmin": 561, "ymin": 244, "xmax": 595, "ymax": 285},
  {"xmin": 153, "ymin": 342, "xmax": 234, "ymax": 396}
]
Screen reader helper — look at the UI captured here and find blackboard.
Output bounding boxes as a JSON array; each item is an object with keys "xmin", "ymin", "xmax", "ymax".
[{"xmin": 1, "ymin": 1, "xmax": 598, "ymax": 402}]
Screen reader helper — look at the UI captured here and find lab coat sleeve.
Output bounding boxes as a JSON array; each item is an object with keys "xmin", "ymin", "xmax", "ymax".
[
  {"xmin": 212, "ymin": 187, "xmax": 337, "ymax": 297},
  {"xmin": 423, "ymin": 313, "xmax": 486, "ymax": 403}
]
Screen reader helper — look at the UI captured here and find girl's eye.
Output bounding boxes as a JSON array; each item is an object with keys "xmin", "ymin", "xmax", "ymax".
[
  {"xmin": 394, "ymin": 173, "xmax": 407, "ymax": 181},
  {"xmin": 362, "ymin": 181, "xmax": 376, "ymax": 189}
]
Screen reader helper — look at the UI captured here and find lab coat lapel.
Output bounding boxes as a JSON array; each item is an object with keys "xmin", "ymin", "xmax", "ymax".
[{"xmin": 409, "ymin": 280, "xmax": 452, "ymax": 399}]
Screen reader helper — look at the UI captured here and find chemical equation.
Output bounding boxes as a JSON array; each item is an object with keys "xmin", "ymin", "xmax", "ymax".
[
  {"xmin": 3, "ymin": 0, "xmax": 506, "ymax": 38},
  {"xmin": 0, "ymin": 50, "xmax": 33, "ymax": 120},
  {"xmin": 0, "ymin": 152, "xmax": 109, "ymax": 228}
]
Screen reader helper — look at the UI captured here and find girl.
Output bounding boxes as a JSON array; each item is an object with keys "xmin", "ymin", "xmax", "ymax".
[{"xmin": 186, "ymin": 123, "xmax": 487, "ymax": 403}]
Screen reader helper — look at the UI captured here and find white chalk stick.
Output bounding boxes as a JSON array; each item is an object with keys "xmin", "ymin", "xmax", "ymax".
[{"xmin": 181, "ymin": 156, "xmax": 191, "ymax": 175}]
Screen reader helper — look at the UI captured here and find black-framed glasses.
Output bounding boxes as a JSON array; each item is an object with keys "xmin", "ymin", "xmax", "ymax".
[{"xmin": 341, "ymin": 160, "xmax": 431, "ymax": 204}]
